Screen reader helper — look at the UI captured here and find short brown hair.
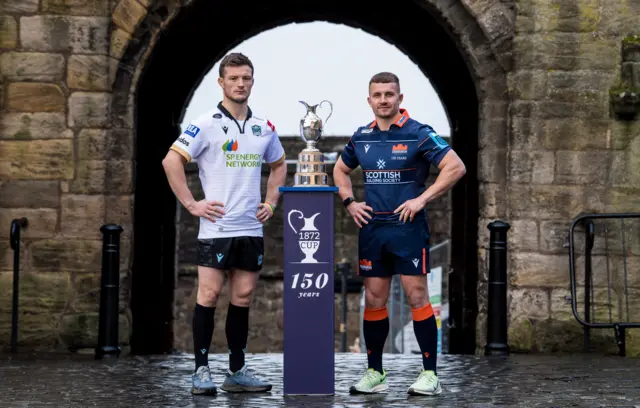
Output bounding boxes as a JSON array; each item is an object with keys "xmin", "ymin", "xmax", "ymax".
[
  {"xmin": 369, "ymin": 72, "xmax": 400, "ymax": 90},
  {"xmin": 219, "ymin": 52, "xmax": 254, "ymax": 77}
]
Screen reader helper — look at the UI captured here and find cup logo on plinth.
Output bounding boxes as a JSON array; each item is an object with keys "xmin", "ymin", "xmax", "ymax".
[{"xmin": 287, "ymin": 209, "xmax": 325, "ymax": 264}]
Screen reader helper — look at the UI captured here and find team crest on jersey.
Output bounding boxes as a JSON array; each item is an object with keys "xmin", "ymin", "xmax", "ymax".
[
  {"xmin": 251, "ymin": 124, "xmax": 262, "ymax": 137},
  {"xmin": 391, "ymin": 143, "xmax": 407, "ymax": 160}
]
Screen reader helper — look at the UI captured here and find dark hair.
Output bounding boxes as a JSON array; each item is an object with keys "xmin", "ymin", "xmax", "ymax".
[
  {"xmin": 369, "ymin": 72, "xmax": 400, "ymax": 91},
  {"xmin": 219, "ymin": 53, "xmax": 254, "ymax": 77}
]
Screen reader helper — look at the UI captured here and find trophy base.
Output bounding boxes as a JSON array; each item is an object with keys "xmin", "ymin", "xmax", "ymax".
[{"xmin": 294, "ymin": 173, "xmax": 328, "ymax": 186}]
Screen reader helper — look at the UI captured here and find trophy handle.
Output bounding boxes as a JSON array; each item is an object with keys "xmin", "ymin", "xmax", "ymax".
[
  {"xmin": 288, "ymin": 209, "xmax": 304, "ymax": 234},
  {"xmin": 319, "ymin": 100, "xmax": 333, "ymax": 126}
]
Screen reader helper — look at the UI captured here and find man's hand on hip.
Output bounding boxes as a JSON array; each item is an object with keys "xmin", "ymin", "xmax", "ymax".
[
  {"xmin": 346, "ymin": 201, "xmax": 373, "ymax": 228},
  {"xmin": 394, "ymin": 197, "xmax": 427, "ymax": 223},
  {"xmin": 188, "ymin": 199, "xmax": 225, "ymax": 222},
  {"xmin": 256, "ymin": 202, "xmax": 274, "ymax": 223}
]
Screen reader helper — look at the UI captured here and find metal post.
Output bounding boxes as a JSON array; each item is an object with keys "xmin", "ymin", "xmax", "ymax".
[
  {"xmin": 96, "ymin": 224, "xmax": 123, "ymax": 359},
  {"xmin": 485, "ymin": 220, "xmax": 510, "ymax": 356},
  {"xmin": 337, "ymin": 260, "xmax": 350, "ymax": 353},
  {"xmin": 584, "ymin": 220, "xmax": 595, "ymax": 352},
  {"xmin": 10, "ymin": 217, "xmax": 28, "ymax": 353}
]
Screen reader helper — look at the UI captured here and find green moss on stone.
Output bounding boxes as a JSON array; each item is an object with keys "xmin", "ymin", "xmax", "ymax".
[
  {"xmin": 508, "ymin": 318, "xmax": 534, "ymax": 352},
  {"xmin": 13, "ymin": 130, "xmax": 31, "ymax": 140},
  {"xmin": 609, "ymin": 87, "xmax": 640, "ymax": 96},
  {"xmin": 622, "ymin": 35, "xmax": 640, "ymax": 45}
]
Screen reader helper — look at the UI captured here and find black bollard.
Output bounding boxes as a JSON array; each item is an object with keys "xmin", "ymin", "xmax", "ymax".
[
  {"xmin": 10, "ymin": 217, "xmax": 28, "ymax": 353},
  {"xmin": 96, "ymin": 224, "xmax": 123, "ymax": 360},
  {"xmin": 485, "ymin": 220, "xmax": 511, "ymax": 356},
  {"xmin": 336, "ymin": 260, "xmax": 350, "ymax": 352}
]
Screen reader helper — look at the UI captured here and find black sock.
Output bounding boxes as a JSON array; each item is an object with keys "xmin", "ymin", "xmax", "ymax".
[
  {"xmin": 225, "ymin": 303, "xmax": 249, "ymax": 372},
  {"xmin": 412, "ymin": 303, "xmax": 438, "ymax": 373},
  {"xmin": 193, "ymin": 303, "xmax": 216, "ymax": 371},
  {"xmin": 363, "ymin": 306, "xmax": 389, "ymax": 374}
]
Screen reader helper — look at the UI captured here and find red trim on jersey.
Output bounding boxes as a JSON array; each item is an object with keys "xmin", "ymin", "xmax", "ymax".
[{"xmin": 267, "ymin": 120, "xmax": 275, "ymax": 132}]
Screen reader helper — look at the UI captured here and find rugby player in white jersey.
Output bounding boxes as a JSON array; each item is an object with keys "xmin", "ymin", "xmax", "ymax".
[{"xmin": 162, "ymin": 53, "xmax": 286, "ymax": 395}]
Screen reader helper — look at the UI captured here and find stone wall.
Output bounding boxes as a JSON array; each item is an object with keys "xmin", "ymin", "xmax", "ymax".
[
  {"xmin": 0, "ymin": 0, "xmax": 639, "ymax": 357},
  {"xmin": 172, "ymin": 136, "xmax": 452, "ymax": 353},
  {"xmin": 481, "ymin": 1, "xmax": 640, "ymax": 355}
]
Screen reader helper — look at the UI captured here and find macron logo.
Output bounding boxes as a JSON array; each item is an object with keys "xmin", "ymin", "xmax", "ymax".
[
  {"xmin": 412, "ymin": 258, "xmax": 419, "ymax": 268},
  {"xmin": 364, "ymin": 144, "xmax": 370, "ymax": 153}
]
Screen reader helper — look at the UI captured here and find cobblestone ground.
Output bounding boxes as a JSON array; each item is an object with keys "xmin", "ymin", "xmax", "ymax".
[{"xmin": 1, "ymin": 352, "xmax": 640, "ymax": 408}]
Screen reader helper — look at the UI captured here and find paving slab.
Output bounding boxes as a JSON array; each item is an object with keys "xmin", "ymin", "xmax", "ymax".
[{"xmin": 1, "ymin": 352, "xmax": 640, "ymax": 407}]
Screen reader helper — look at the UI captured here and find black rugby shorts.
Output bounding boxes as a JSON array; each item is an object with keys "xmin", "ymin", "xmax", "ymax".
[{"xmin": 197, "ymin": 236, "xmax": 264, "ymax": 272}]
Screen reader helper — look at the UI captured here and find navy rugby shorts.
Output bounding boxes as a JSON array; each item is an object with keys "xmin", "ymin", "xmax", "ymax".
[{"xmin": 357, "ymin": 218, "xmax": 430, "ymax": 277}]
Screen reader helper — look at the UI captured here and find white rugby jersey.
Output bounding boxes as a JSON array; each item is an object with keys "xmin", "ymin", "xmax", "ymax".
[{"xmin": 170, "ymin": 102, "xmax": 285, "ymax": 239}]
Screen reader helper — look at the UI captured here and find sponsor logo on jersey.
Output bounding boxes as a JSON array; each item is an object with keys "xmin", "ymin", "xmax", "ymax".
[
  {"xmin": 428, "ymin": 131, "xmax": 449, "ymax": 149},
  {"xmin": 222, "ymin": 139, "xmax": 238, "ymax": 152},
  {"xmin": 251, "ymin": 124, "xmax": 262, "ymax": 137},
  {"xmin": 178, "ymin": 137, "xmax": 189, "ymax": 147},
  {"xmin": 222, "ymin": 139, "xmax": 261, "ymax": 168},
  {"xmin": 364, "ymin": 170, "xmax": 402, "ymax": 183},
  {"xmin": 213, "ymin": 113, "xmax": 222, "ymax": 119},
  {"xmin": 185, "ymin": 124, "xmax": 200, "ymax": 138}
]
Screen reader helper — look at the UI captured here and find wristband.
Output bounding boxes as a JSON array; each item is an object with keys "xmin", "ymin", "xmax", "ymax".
[
  {"xmin": 264, "ymin": 201, "xmax": 275, "ymax": 215},
  {"xmin": 343, "ymin": 197, "xmax": 355, "ymax": 207}
]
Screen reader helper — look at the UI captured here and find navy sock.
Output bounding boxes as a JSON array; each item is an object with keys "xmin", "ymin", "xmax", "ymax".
[
  {"xmin": 412, "ymin": 303, "xmax": 438, "ymax": 373},
  {"xmin": 363, "ymin": 306, "xmax": 389, "ymax": 374}
]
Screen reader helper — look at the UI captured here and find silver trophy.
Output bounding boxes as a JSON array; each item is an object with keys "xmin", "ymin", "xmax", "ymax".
[{"xmin": 294, "ymin": 100, "xmax": 333, "ymax": 186}]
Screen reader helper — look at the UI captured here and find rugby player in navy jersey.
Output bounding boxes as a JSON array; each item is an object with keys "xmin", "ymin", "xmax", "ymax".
[{"xmin": 333, "ymin": 72, "xmax": 466, "ymax": 396}]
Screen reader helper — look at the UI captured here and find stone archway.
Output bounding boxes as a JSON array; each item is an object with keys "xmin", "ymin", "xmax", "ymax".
[{"xmin": 109, "ymin": 0, "xmax": 513, "ymax": 354}]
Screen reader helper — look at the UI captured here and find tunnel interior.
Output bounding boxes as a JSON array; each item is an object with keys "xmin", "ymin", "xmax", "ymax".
[{"xmin": 131, "ymin": 0, "xmax": 479, "ymax": 355}]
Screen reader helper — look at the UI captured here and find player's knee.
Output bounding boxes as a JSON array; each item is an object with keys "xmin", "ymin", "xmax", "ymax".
[
  {"xmin": 405, "ymin": 290, "xmax": 428, "ymax": 310},
  {"xmin": 230, "ymin": 285, "xmax": 255, "ymax": 307},
  {"xmin": 197, "ymin": 285, "xmax": 220, "ymax": 307},
  {"xmin": 365, "ymin": 289, "xmax": 388, "ymax": 309}
]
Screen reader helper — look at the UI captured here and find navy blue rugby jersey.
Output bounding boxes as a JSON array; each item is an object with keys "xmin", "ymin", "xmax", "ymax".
[{"xmin": 340, "ymin": 109, "xmax": 451, "ymax": 222}]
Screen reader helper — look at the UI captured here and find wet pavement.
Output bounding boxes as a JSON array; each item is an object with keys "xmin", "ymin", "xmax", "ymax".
[{"xmin": 1, "ymin": 352, "xmax": 639, "ymax": 407}]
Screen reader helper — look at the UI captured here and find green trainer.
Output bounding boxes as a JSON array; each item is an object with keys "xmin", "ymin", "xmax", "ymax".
[
  {"xmin": 349, "ymin": 368, "xmax": 388, "ymax": 394},
  {"xmin": 407, "ymin": 370, "xmax": 442, "ymax": 396}
]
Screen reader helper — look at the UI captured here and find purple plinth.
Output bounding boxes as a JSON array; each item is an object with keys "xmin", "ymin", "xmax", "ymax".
[{"xmin": 279, "ymin": 186, "xmax": 338, "ymax": 395}]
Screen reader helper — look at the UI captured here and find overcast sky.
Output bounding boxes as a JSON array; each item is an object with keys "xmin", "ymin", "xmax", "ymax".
[{"xmin": 180, "ymin": 22, "xmax": 450, "ymax": 138}]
